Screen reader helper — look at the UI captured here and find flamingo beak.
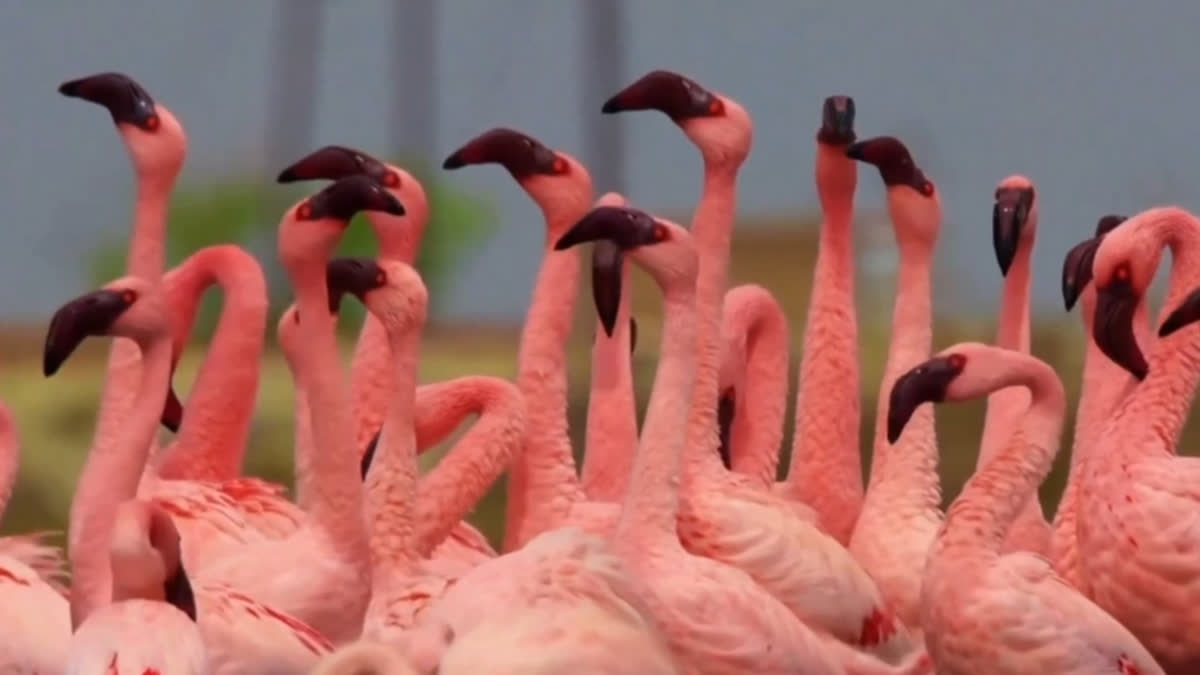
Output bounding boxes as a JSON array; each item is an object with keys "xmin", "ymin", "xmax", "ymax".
[
  {"xmin": 1158, "ymin": 286, "xmax": 1200, "ymax": 338},
  {"xmin": 43, "ymin": 289, "xmax": 135, "ymax": 377},
  {"xmin": 1060, "ymin": 238, "xmax": 1100, "ymax": 312},
  {"xmin": 58, "ymin": 72, "xmax": 160, "ymax": 131},
  {"xmin": 886, "ymin": 356, "xmax": 962, "ymax": 443},
  {"xmin": 590, "ymin": 241, "xmax": 624, "ymax": 338},
  {"xmin": 993, "ymin": 188, "xmax": 1032, "ymax": 277},
  {"xmin": 299, "ymin": 175, "xmax": 405, "ymax": 221},
  {"xmin": 818, "ymin": 95, "xmax": 856, "ymax": 145},
  {"xmin": 1093, "ymin": 278, "xmax": 1148, "ymax": 380}
]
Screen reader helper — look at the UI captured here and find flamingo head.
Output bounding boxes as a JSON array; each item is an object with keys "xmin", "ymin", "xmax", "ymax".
[
  {"xmin": 992, "ymin": 176, "xmax": 1038, "ymax": 276},
  {"xmin": 1060, "ymin": 215, "xmax": 1124, "ymax": 312},
  {"xmin": 602, "ymin": 69, "xmax": 751, "ymax": 166},
  {"xmin": 110, "ymin": 501, "xmax": 196, "ymax": 621},
  {"xmin": 1090, "ymin": 208, "xmax": 1176, "ymax": 380},
  {"xmin": 1158, "ymin": 285, "xmax": 1200, "ymax": 338},
  {"xmin": 44, "ymin": 277, "xmax": 164, "ymax": 377},
  {"xmin": 887, "ymin": 351, "xmax": 968, "ymax": 443},
  {"xmin": 817, "ymin": 95, "xmax": 856, "ymax": 146},
  {"xmin": 556, "ymin": 206, "xmax": 696, "ymax": 335},
  {"xmin": 277, "ymin": 146, "xmax": 429, "ymax": 260},
  {"xmin": 278, "ymin": 176, "xmax": 405, "ymax": 269},
  {"xmin": 329, "ymin": 257, "xmax": 427, "ymax": 333},
  {"xmin": 58, "ymin": 72, "xmax": 186, "ymax": 179},
  {"xmin": 846, "ymin": 135, "xmax": 940, "ymax": 249}
]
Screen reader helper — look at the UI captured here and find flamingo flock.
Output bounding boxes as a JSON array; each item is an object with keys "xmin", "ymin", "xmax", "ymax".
[{"xmin": 3, "ymin": 66, "xmax": 1198, "ymax": 674}]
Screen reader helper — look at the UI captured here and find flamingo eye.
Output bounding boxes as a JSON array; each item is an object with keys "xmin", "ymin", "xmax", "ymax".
[
  {"xmin": 382, "ymin": 171, "xmax": 400, "ymax": 187},
  {"xmin": 297, "ymin": 203, "xmax": 313, "ymax": 220},
  {"xmin": 946, "ymin": 354, "xmax": 967, "ymax": 370},
  {"xmin": 121, "ymin": 290, "xmax": 138, "ymax": 304}
]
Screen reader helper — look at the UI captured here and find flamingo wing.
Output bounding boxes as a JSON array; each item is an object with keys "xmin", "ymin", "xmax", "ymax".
[
  {"xmin": 197, "ymin": 583, "xmax": 333, "ymax": 673},
  {"xmin": 0, "ymin": 556, "xmax": 70, "ymax": 673},
  {"xmin": 0, "ymin": 532, "xmax": 68, "ymax": 595},
  {"xmin": 66, "ymin": 600, "xmax": 206, "ymax": 675}
]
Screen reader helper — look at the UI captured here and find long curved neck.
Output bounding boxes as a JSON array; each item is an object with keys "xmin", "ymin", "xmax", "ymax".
[
  {"xmin": 978, "ymin": 237, "xmax": 1033, "ymax": 467},
  {"xmin": 0, "ymin": 404, "xmax": 15, "ymax": 518},
  {"xmin": 1111, "ymin": 214, "xmax": 1200, "ymax": 459},
  {"xmin": 503, "ymin": 200, "xmax": 590, "ymax": 550},
  {"xmin": 415, "ymin": 377, "xmax": 524, "ymax": 556},
  {"xmin": 615, "ymin": 283, "xmax": 696, "ymax": 556},
  {"xmin": 366, "ymin": 321, "xmax": 421, "ymax": 582},
  {"xmin": 289, "ymin": 360, "xmax": 316, "ymax": 510},
  {"xmin": 937, "ymin": 362, "xmax": 1065, "ymax": 560},
  {"xmin": 682, "ymin": 164, "xmax": 739, "ymax": 484},
  {"xmin": 866, "ymin": 244, "xmax": 941, "ymax": 510},
  {"xmin": 581, "ymin": 262, "xmax": 638, "ymax": 501},
  {"xmin": 69, "ymin": 335, "xmax": 172, "ymax": 629},
  {"xmin": 785, "ymin": 142, "xmax": 862, "ymax": 542},
  {"xmin": 349, "ymin": 210, "xmax": 424, "ymax": 455},
  {"xmin": 290, "ymin": 259, "xmax": 367, "ymax": 556},
  {"xmin": 157, "ymin": 251, "xmax": 268, "ymax": 481},
  {"xmin": 727, "ymin": 291, "xmax": 789, "ymax": 487}
]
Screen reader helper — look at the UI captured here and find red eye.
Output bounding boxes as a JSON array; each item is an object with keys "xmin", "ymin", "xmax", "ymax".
[
  {"xmin": 553, "ymin": 158, "xmax": 568, "ymax": 174},
  {"xmin": 708, "ymin": 98, "xmax": 725, "ymax": 115},
  {"xmin": 297, "ymin": 203, "xmax": 313, "ymax": 220},
  {"xmin": 946, "ymin": 353, "xmax": 966, "ymax": 370},
  {"xmin": 921, "ymin": 182, "xmax": 935, "ymax": 197},
  {"xmin": 1113, "ymin": 263, "xmax": 1131, "ymax": 282},
  {"xmin": 375, "ymin": 271, "xmax": 387, "ymax": 285},
  {"xmin": 382, "ymin": 171, "xmax": 400, "ymax": 188},
  {"xmin": 652, "ymin": 224, "xmax": 669, "ymax": 241},
  {"xmin": 144, "ymin": 114, "xmax": 161, "ymax": 131},
  {"xmin": 121, "ymin": 290, "xmax": 138, "ymax": 304}
]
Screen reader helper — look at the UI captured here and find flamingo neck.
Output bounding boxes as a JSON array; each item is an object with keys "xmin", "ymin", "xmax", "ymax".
[
  {"xmin": 503, "ymin": 204, "xmax": 590, "ymax": 549},
  {"xmin": 936, "ymin": 360, "xmax": 1065, "ymax": 561},
  {"xmin": 129, "ymin": 177, "xmax": 174, "ymax": 283},
  {"xmin": 157, "ymin": 250, "xmax": 268, "ymax": 481},
  {"xmin": 615, "ymin": 284, "xmax": 696, "ymax": 555},
  {"xmin": 727, "ymin": 292, "xmax": 789, "ymax": 487},
  {"xmin": 866, "ymin": 247, "xmax": 941, "ymax": 510},
  {"xmin": 581, "ymin": 261, "xmax": 638, "ymax": 501},
  {"xmin": 367, "ymin": 321, "xmax": 422, "ymax": 583},
  {"xmin": 69, "ymin": 336, "xmax": 172, "ymax": 628},
  {"xmin": 785, "ymin": 144, "xmax": 863, "ymax": 539},
  {"xmin": 682, "ymin": 165, "xmax": 739, "ymax": 483},
  {"xmin": 0, "ymin": 404, "xmax": 16, "ymax": 517},
  {"xmin": 977, "ymin": 239, "xmax": 1034, "ymax": 469},
  {"xmin": 290, "ymin": 365, "xmax": 316, "ymax": 510}
]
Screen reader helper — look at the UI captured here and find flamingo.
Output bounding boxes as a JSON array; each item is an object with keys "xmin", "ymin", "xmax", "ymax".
[
  {"xmin": 44, "ymin": 277, "xmax": 334, "ymax": 671},
  {"xmin": 442, "ymin": 128, "xmax": 611, "ymax": 550},
  {"xmin": 194, "ymin": 176, "xmax": 405, "ymax": 643},
  {"xmin": 309, "ymin": 641, "xmax": 421, "ymax": 675},
  {"xmin": 555, "ymin": 205, "xmax": 931, "ymax": 675},
  {"xmin": 1080, "ymin": 205, "xmax": 1200, "ymax": 673},
  {"xmin": 604, "ymin": 72, "xmax": 915, "ymax": 661},
  {"xmin": 57, "ymin": 71, "xmax": 187, "ymax": 621},
  {"xmin": 976, "ymin": 176, "xmax": 1052, "ymax": 555},
  {"xmin": 844, "ymin": 135, "xmax": 943, "ymax": 636},
  {"xmin": 67, "ymin": 499, "xmax": 208, "ymax": 674},
  {"xmin": 1052, "ymin": 214, "xmax": 1147, "ymax": 593},
  {"xmin": 887, "ymin": 342, "xmax": 1164, "ymax": 675}
]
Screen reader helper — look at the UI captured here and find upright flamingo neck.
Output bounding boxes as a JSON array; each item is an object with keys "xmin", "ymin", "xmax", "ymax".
[
  {"xmin": 977, "ymin": 240, "xmax": 1034, "ymax": 469},
  {"xmin": 1112, "ymin": 218, "xmax": 1200, "ymax": 458},
  {"xmin": 682, "ymin": 165, "xmax": 739, "ymax": 482},
  {"xmin": 727, "ymin": 289, "xmax": 789, "ymax": 486},
  {"xmin": 0, "ymin": 404, "xmax": 16, "ymax": 518},
  {"xmin": 366, "ymin": 323, "xmax": 421, "ymax": 582},
  {"xmin": 157, "ymin": 249, "xmax": 268, "ymax": 480},
  {"xmin": 937, "ymin": 362, "xmax": 1065, "ymax": 560},
  {"xmin": 615, "ymin": 285, "xmax": 696, "ymax": 555},
  {"xmin": 581, "ymin": 261, "xmax": 638, "ymax": 501},
  {"xmin": 866, "ymin": 248, "xmax": 941, "ymax": 509},
  {"xmin": 290, "ymin": 366, "xmax": 316, "ymax": 510},
  {"xmin": 69, "ymin": 336, "xmax": 172, "ymax": 628},
  {"xmin": 129, "ymin": 178, "xmax": 174, "ymax": 283},
  {"xmin": 785, "ymin": 144, "xmax": 863, "ymax": 539},
  {"xmin": 504, "ymin": 204, "xmax": 590, "ymax": 549}
]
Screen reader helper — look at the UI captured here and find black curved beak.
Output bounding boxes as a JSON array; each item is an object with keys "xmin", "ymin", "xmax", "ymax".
[
  {"xmin": 1060, "ymin": 237, "xmax": 1101, "ymax": 312},
  {"xmin": 886, "ymin": 356, "xmax": 962, "ymax": 443},
  {"xmin": 993, "ymin": 187, "xmax": 1032, "ymax": 277},
  {"xmin": 161, "ymin": 387, "xmax": 183, "ymax": 433},
  {"xmin": 817, "ymin": 95, "xmax": 856, "ymax": 145},
  {"xmin": 1158, "ymin": 286, "xmax": 1200, "ymax": 338},
  {"xmin": 844, "ymin": 142, "xmax": 867, "ymax": 161},
  {"xmin": 554, "ymin": 206, "xmax": 661, "ymax": 252},
  {"xmin": 590, "ymin": 241, "xmax": 624, "ymax": 338},
  {"xmin": 299, "ymin": 175, "xmax": 405, "ymax": 221},
  {"xmin": 601, "ymin": 70, "xmax": 721, "ymax": 120},
  {"xmin": 43, "ymin": 289, "xmax": 135, "ymax": 377},
  {"xmin": 326, "ymin": 258, "xmax": 386, "ymax": 313},
  {"xmin": 1093, "ymin": 279, "xmax": 1148, "ymax": 380},
  {"xmin": 58, "ymin": 72, "xmax": 159, "ymax": 131},
  {"xmin": 360, "ymin": 429, "xmax": 381, "ymax": 480},
  {"xmin": 277, "ymin": 145, "xmax": 393, "ymax": 185},
  {"xmin": 717, "ymin": 388, "xmax": 736, "ymax": 470}
]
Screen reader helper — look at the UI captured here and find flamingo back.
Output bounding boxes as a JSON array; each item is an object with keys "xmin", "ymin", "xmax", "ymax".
[
  {"xmin": 66, "ymin": 599, "xmax": 206, "ymax": 675},
  {"xmin": 0, "ymin": 555, "xmax": 70, "ymax": 673},
  {"xmin": 198, "ymin": 582, "xmax": 333, "ymax": 673}
]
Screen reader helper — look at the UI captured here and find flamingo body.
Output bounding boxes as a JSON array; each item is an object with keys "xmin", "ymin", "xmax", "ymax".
[
  {"xmin": 67, "ymin": 599, "xmax": 206, "ymax": 675},
  {"xmin": 0, "ymin": 555, "xmax": 70, "ymax": 673}
]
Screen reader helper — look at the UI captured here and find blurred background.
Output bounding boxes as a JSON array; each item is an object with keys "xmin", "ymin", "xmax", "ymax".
[{"xmin": 2, "ymin": 0, "xmax": 1199, "ymax": 543}]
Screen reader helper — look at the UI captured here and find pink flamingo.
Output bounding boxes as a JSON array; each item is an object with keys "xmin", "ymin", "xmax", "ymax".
[
  {"xmin": 887, "ymin": 342, "xmax": 1164, "ymax": 675},
  {"xmin": 844, "ymin": 136, "xmax": 943, "ymax": 636},
  {"xmin": 1052, "ymin": 215, "xmax": 1148, "ymax": 592},
  {"xmin": 1080, "ymin": 205, "xmax": 1200, "ymax": 672},
  {"xmin": 556, "ymin": 205, "xmax": 931, "ymax": 675},
  {"xmin": 196, "ymin": 176, "xmax": 406, "ymax": 643},
  {"xmin": 605, "ymin": 73, "xmax": 915, "ymax": 660},
  {"xmin": 44, "ymin": 277, "xmax": 335, "ymax": 671},
  {"xmin": 579, "ymin": 192, "xmax": 642, "ymax": 503},
  {"xmin": 0, "ymin": 406, "xmax": 70, "ymax": 671},
  {"xmin": 310, "ymin": 641, "xmax": 422, "ymax": 675},
  {"xmin": 67, "ymin": 500, "xmax": 209, "ymax": 674},
  {"xmin": 977, "ymin": 176, "xmax": 1052, "ymax": 555},
  {"xmin": 58, "ymin": 71, "xmax": 187, "ymax": 620},
  {"xmin": 442, "ymin": 128, "xmax": 604, "ymax": 550}
]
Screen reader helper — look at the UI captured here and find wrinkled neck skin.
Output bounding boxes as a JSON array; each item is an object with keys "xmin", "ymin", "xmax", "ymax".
[
  {"xmin": 682, "ymin": 163, "xmax": 741, "ymax": 486},
  {"xmin": 615, "ymin": 284, "xmax": 697, "ymax": 558},
  {"xmin": 349, "ymin": 206, "xmax": 426, "ymax": 454},
  {"xmin": 366, "ymin": 325, "xmax": 422, "ymax": 590},
  {"xmin": 1106, "ymin": 215, "xmax": 1200, "ymax": 462},
  {"xmin": 726, "ymin": 287, "xmax": 789, "ymax": 488},
  {"xmin": 785, "ymin": 142, "xmax": 863, "ymax": 543},
  {"xmin": 503, "ymin": 186, "xmax": 592, "ymax": 551},
  {"xmin": 415, "ymin": 376, "xmax": 525, "ymax": 556},
  {"xmin": 289, "ymin": 258, "xmax": 368, "ymax": 569},
  {"xmin": 156, "ymin": 250, "xmax": 269, "ymax": 481},
  {"xmin": 69, "ymin": 337, "xmax": 172, "ymax": 629},
  {"xmin": 580, "ymin": 261, "xmax": 638, "ymax": 502},
  {"xmin": 0, "ymin": 404, "xmax": 16, "ymax": 516},
  {"xmin": 934, "ymin": 366, "xmax": 1065, "ymax": 568}
]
